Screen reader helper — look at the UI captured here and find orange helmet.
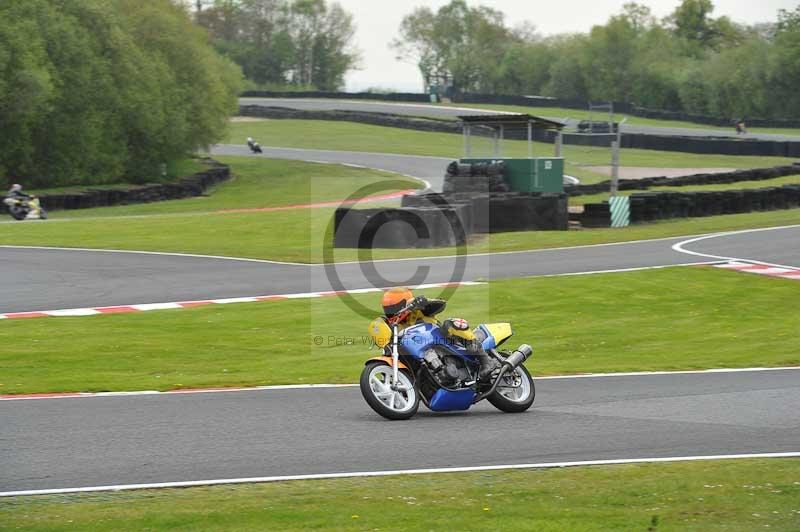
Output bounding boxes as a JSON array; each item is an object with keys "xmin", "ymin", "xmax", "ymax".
[{"xmin": 382, "ymin": 287, "xmax": 413, "ymax": 317}]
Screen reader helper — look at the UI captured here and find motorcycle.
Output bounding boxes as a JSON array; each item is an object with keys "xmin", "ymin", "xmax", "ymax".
[
  {"xmin": 247, "ymin": 140, "xmax": 263, "ymax": 154},
  {"xmin": 3, "ymin": 196, "xmax": 48, "ymax": 221},
  {"xmin": 360, "ymin": 298, "xmax": 535, "ymax": 420}
]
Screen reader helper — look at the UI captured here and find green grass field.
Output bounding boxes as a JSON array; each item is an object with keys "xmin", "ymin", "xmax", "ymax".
[
  {"xmin": 227, "ymin": 119, "xmax": 797, "ymax": 185},
  {"xmin": 43, "ymin": 156, "xmax": 420, "ymax": 218},
  {"xmin": 2, "ymin": 267, "xmax": 797, "ymax": 394},
  {"xmin": 2, "ymin": 458, "xmax": 798, "ymax": 531}
]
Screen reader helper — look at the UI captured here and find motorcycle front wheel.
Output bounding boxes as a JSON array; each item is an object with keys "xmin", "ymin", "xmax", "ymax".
[
  {"xmin": 360, "ymin": 361, "xmax": 419, "ymax": 420},
  {"xmin": 487, "ymin": 364, "xmax": 535, "ymax": 413},
  {"xmin": 9, "ymin": 207, "xmax": 27, "ymax": 221}
]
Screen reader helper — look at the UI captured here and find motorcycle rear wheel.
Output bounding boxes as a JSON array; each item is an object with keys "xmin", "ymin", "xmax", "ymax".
[
  {"xmin": 360, "ymin": 361, "xmax": 419, "ymax": 420},
  {"xmin": 487, "ymin": 364, "xmax": 535, "ymax": 413}
]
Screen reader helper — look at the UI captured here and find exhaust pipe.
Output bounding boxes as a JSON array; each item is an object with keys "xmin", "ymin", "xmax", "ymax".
[{"xmin": 503, "ymin": 344, "xmax": 533, "ymax": 370}]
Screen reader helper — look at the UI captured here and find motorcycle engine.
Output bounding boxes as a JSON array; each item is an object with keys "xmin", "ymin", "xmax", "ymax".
[{"xmin": 424, "ymin": 348, "xmax": 474, "ymax": 388}]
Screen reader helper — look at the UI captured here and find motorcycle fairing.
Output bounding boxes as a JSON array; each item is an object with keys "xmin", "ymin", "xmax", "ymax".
[
  {"xmin": 399, "ymin": 322, "xmax": 472, "ymax": 361},
  {"xmin": 477, "ymin": 323, "xmax": 513, "ymax": 350},
  {"xmin": 428, "ymin": 389, "xmax": 476, "ymax": 411}
]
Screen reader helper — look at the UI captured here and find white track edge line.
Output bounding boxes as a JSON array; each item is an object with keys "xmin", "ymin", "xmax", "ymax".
[
  {"xmin": 4, "ymin": 224, "xmax": 798, "ymax": 267},
  {"xmin": 672, "ymin": 225, "xmax": 800, "ymax": 270},
  {"xmin": 2, "ymin": 367, "xmax": 797, "ymax": 401},
  {"xmin": 3, "ymin": 452, "xmax": 799, "ymax": 498}
]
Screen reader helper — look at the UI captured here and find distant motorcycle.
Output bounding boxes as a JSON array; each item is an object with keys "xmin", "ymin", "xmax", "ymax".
[
  {"xmin": 361, "ymin": 298, "xmax": 535, "ymax": 420},
  {"xmin": 3, "ymin": 195, "xmax": 47, "ymax": 221},
  {"xmin": 247, "ymin": 139, "xmax": 263, "ymax": 154}
]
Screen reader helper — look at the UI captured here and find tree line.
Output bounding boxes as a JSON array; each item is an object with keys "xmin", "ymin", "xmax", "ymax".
[
  {"xmin": 394, "ymin": 0, "xmax": 800, "ymax": 120},
  {"xmin": 191, "ymin": 0, "xmax": 358, "ymax": 91},
  {"xmin": 0, "ymin": 0, "xmax": 241, "ymax": 187}
]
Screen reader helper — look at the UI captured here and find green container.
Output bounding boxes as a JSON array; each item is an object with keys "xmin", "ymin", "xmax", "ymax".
[{"xmin": 461, "ymin": 158, "xmax": 564, "ymax": 193}]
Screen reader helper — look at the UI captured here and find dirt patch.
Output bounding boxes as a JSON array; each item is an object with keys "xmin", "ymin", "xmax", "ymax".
[{"xmin": 586, "ymin": 166, "xmax": 739, "ymax": 180}]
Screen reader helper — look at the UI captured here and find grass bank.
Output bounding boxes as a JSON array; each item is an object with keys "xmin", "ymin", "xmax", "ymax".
[
  {"xmin": 1, "ymin": 268, "xmax": 797, "ymax": 394},
  {"xmin": 2, "ymin": 459, "xmax": 798, "ymax": 530}
]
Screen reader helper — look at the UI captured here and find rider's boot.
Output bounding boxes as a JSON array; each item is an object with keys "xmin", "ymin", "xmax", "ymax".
[{"xmin": 472, "ymin": 343, "xmax": 499, "ymax": 381}]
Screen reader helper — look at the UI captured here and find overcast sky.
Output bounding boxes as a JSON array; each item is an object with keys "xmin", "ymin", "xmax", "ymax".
[{"xmin": 336, "ymin": 0, "xmax": 798, "ymax": 91}]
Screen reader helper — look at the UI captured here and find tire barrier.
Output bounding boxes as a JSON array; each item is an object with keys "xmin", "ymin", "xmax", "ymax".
[
  {"xmin": 566, "ymin": 163, "xmax": 800, "ymax": 197},
  {"xmin": 334, "ymin": 206, "xmax": 469, "ymax": 249},
  {"xmin": 402, "ymin": 192, "xmax": 568, "ymax": 234},
  {"xmin": 580, "ymin": 184, "xmax": 800, "ymax": 227},
  {"xmin": 336, "ymin": 190, "xmax": 568, "ymax": 249},
  {"xmin": 239, "ymin": 105, "xmax": 800, "ymax": 158},
  {"xmin": 443, "ymin": 161, "xmax": 509, "ymax": 194},
  {"xmin": 4, "ymin": 160, "xmax": 231, "ymax": 213}
]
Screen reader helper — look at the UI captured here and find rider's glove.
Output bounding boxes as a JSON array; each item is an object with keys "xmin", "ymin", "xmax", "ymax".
[{"xmin": 410, "ymin": 296, "xmax": 428, "ymax": 310}]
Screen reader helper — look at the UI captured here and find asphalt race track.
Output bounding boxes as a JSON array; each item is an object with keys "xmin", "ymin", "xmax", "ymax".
[
  {"xmin": 2, "ymin": 226, "xmax": 799, "ymax": 313},
  {"xmin": 2, "ymin": 369, "xmax": 799, "ymax": 493},
  {"xmin": 211, "ymin": 143, "xmax": 450, "ymax": 191},
  {"xmin": 240, "ymin": 97, "xmax": 800, "ymax": 142}
]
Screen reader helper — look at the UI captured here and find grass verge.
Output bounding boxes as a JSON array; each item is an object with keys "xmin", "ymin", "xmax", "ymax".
[
  {"xmin": 1, "ymin": 459, "xmax": 798, "ymax": 531},
  {"xmin": 1, "ymin": 268, "xmax": 797, "ymax": 394},
  {"xmin": 46, "ymin": 156, "xmax": 419, "ymax": 218},
  {"xmin": 1, "ymin": 199, "xmax": 798, "ymax": 262}
]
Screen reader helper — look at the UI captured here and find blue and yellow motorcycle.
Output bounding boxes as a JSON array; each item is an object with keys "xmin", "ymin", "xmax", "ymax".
[{"xmin": 360, "ymin": 298, "xmax": 535, "ymax": 420}]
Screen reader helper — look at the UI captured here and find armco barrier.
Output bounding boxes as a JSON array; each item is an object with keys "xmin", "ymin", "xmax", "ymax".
[
  {"xmin": 582, "ymin": 184, "xmax": 800, "ymax": 227},
  {"xmin": 239, "ymin": 105, "xmax": 800, "ymax": 158},
  {"xmin": 4, "ymin": 160, "xmax": 231, "ymax": 213}
]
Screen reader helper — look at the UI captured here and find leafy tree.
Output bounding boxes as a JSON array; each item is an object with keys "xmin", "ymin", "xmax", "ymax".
[
  {"xmin": 392, "ymin": 0, "xmax": 514, "ymax": 93},
  {"xmin": 0, "ymin": 0, "xmax": 241, "ymax": 186},
  {"xmin": 194, "ymin": 0, "xmax": 357, "ymax": 90}
]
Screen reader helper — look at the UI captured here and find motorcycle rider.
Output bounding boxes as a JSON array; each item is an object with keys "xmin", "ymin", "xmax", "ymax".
[
  {"xmin": 4, "ymin": 184, "xmax": 29, "ymax": 208},
  {"xmin": 4, "ymin": 184, "xmax": 29, "ymax": 201},
  {"xmin": 380, "ymin": 287, "xmax": 499, "ymax": 380}
]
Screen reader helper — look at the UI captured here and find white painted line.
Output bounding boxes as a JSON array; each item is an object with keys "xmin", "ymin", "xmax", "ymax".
[
  {"xmin": 532, "ymin": 261, "xmax": 717, "ymax": 278},
  {"xmin": 2, "ymin": 367, "xmax": 797, "ymax": 401},
  {"xmin": 0, "ymin": 244, "xmax": 307, "ymax": 266},
  {"xmin": 131, "ymin": 303, "xmax": 183, "ymax": 311},
  {"xmin": 44, "ymin": 309, "xmax": 101, "ymax": 317},
  {"xmin": 3, "ymin": 452, "xmax": 799, "ymax": 497},
  {"xmin": 535, "ymin": 366, "xmax": 800, "ymax": 380},
  {"xmin": 7, "ymin": 224, "xmax": 797, "ymax": 269},
  {"xmin": 671, "ymin": 224, "xmax": 800, "ymax": 270},
  {"xmin": 0, "ymin": 281, "xmax": 485, "ymax": 321}
]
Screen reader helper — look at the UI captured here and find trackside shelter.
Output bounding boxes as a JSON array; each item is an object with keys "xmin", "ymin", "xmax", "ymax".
[{"xmin": 459, "ymin": 114, "xmax": 566, "ymax": 193}]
